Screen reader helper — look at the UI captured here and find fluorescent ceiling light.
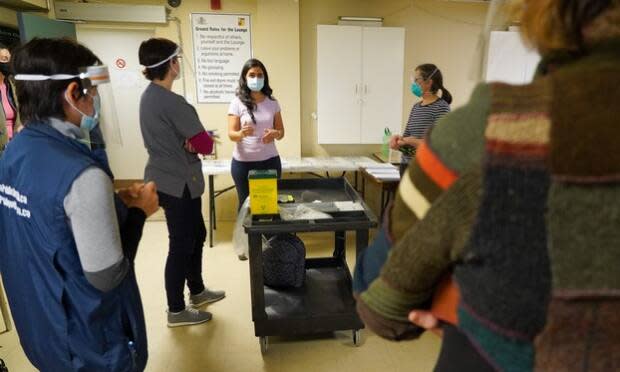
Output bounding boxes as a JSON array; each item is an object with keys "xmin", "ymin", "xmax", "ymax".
[{"xmin": 338, "ymin": 16, "xmax": 384, "ymax": 22}]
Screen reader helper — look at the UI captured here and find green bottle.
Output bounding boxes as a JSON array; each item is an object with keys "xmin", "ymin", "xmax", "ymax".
[{"xmin": 382, "ymin": 127, "xmax": 391, "ymax": 157}]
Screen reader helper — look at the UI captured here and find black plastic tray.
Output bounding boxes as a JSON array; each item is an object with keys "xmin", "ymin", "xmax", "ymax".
[{"xmin": 264, "ymin": 258, "xmax": 357, "ymax": 320}]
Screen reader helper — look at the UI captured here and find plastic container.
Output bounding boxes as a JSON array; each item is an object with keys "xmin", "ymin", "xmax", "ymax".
[
  {"xmin": 248, "ymin": 169, "xmax": 278, "ymax": 215},
  {"xmin": 382, "ymin": 127, "xmax": 392, "ymax": 157}
]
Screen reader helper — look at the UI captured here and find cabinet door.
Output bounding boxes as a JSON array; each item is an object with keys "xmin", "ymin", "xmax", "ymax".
[
  {"xmin": 317, "ymin": 25, "xmax": 362, "ymax": 144},
  {"xmin": 360, "ymin": 27, "xmax": 405, "ymax": 144},
  {"xmin": 486, "ymin": 31, "xmax": 541, "ymax": 84}
]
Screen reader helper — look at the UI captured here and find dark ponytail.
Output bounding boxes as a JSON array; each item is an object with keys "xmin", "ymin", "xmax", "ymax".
[
  {"xmin": 440, "ymin": 85, "xmax": 453, "ymax": 105},
  {"xmin": 415, "ymin": 63, "xmax": 452, "ymax": 105}
]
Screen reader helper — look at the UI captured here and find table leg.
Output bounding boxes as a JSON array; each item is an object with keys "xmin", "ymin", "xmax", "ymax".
[
  {"xmin": 211, "ymin": 178, "xmax": 217, "ymax": 231},
  {"xmin": 361, "ymin": 175, "xmax": 366, "ymax": 198},
  {"xmin": 209, "ymin": 175, "xmax": 215, "ymax": 248}
]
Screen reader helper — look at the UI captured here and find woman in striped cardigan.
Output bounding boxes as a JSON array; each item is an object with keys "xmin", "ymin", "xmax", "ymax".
[{"xmin": 355, "ymin": 0, "xmax": 620, "ymax": 370}]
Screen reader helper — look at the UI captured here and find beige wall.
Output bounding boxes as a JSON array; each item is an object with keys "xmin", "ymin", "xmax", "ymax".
[
  {"xmin": 300, "ymin": 0, "xmax": 488, "ymax": 157},
  {"xmin": 158, "ymin": 0, "xmax": 301, "ymax": 221},
  {"xmin": 118, "ymin": 0, "xmax": 300, "ymax": 222},
  {"xmin": 0, "ymin": 0, "xmax": 48, "ymax": 26},
  {"xmin": 0, "ymin": 6, "xmax": 17, "ymax": 27},
  {"xmin": 9, "ymin": 0, "xmax": 489, "ymax": 221},
  {"xmin": 7, "ymin": 0, "xmax": 301, "ymax": 222}
]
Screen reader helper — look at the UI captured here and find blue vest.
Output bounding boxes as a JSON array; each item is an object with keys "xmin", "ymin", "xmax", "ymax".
[{"xmin": 0, "ymin": 123, "xmax": 147, "ymax": 371}]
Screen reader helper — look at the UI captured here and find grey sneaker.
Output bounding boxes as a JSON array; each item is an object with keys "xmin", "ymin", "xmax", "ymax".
[
  {"xmin": 167, "ymin": 307, "xmax": 212, "ymax": 327},
  {"xmin": 189, "ymin": 288, "xmax": 226, "ymax": 307}
]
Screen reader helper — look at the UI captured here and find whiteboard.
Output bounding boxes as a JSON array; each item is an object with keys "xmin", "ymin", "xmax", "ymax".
[
  {"xmin": 486, "ymin": 31, "xmax": 540, "ymax": 84},
  {"xmin": 191, "ymin": 13, "xmax": 252, "ymax": 104}
]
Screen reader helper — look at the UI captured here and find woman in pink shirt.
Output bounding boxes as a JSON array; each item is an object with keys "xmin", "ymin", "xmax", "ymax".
[
  {"xmin": 0, "ymin": 42, "xmax": 19, "ymax": 154},
  {"xmin": 228, "ymin": 59, "xmax": 285, "ymax": 211}
]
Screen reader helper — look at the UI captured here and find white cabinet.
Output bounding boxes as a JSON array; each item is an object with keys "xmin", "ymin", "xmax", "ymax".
[
  {"xmin": 317, "ymin": 25, "xmax": 405, "ymax": 144},
  {"xmin": 486, "ymin": 31, "xmax": 541, "ymax": 84}
]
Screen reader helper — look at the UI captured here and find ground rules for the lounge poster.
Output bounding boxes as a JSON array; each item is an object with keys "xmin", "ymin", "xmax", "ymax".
[{"xmin": 191, "ymin": 13, "xmax": 252, "ymax": 104}]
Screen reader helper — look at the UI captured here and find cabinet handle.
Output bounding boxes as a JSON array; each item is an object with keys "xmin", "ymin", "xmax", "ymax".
[
  {"xmin": 355, "ymin": 84, "xmax": 359, "ymax": 95},
  {"xmin": 364, "ymin": 84, "xmax": 368, "ymax": 94}
]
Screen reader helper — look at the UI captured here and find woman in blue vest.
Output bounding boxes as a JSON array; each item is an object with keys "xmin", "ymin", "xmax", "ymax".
[{"xmin": 0, "ymin": 38, "xmax": 158, "ymax": 371}]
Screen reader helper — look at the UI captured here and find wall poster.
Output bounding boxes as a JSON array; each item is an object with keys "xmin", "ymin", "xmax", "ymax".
[{"xmin": 190, "ymin": 13, "xmax": 252, "ymax": 104}]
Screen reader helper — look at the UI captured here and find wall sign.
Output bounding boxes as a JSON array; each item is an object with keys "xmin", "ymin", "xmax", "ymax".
[
  {"xmin": 191, "ymin": 13, "xmax": 252, "ymax": 104},
  {"xmin": 115, "ymin": 58, "xmax": 127, "ymax": 69}
]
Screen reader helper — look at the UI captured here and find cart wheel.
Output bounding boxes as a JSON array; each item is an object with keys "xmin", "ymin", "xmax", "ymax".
[
  {"xmin": 259, "ymin": 336, "xmax": 269, "ymax": 354},
  {"xmin": 353, "ymin": 329, "xmax": 362, "ymax": 346}
]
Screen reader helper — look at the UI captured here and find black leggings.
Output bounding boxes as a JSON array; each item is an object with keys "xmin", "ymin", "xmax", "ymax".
[
  {"xmin": 231, "ymin": 156, "xmax": 282, "ymax": 210},
  {"xmin": 158, "ymin": 186, "xmax": 206, "ymax": 312}
]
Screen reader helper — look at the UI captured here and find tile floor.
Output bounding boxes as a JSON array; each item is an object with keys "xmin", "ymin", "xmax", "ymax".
[{"xmin": 0, "ymin": 221, "xmax": 440, "ymax": 372}]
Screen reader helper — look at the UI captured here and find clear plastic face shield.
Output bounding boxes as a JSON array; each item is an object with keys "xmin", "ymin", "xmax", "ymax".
[
  {"xmin": 469, "ymin": 0, "xmax": 511, "ymax": 81},
  {"xmin": 409, "ymin": 67, "xmax": 438, "ymax": 85},
  {"xmin": 14, "ymin": 65, "xmax": 122, "ymax": 146},
  {"xmin": 142, "ymin": 46, "xmax": 197, "ymax": 99}
]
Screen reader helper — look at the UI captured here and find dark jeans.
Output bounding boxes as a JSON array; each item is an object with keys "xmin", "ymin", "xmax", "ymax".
[
  {"xmin": 434, "ymin": 325, "xmax": 495, "ymax": 372},
  {"xmin": 231, "ymin": 156, "xmax": 282, "ymax": 211},
  {"xmin": 158, "ymin": 186, "xmax": 206, "ymax": 312}
]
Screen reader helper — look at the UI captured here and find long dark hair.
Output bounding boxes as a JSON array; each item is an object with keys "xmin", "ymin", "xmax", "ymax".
[
  {"xmin": 416, "ymin": 63, "xmax": 452, "ymax": 105},
  {"xmin": 236, "ymin": 58, "xmax": 274, "ymax": 124},
  {"xmin": 12, "ymin": 38, "xmax": 100, "ymax": 123}
]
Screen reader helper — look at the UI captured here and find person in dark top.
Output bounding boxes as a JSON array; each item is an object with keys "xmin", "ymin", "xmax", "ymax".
[{"xmin": 138, "ymin": 37, "xmax": 225, "ymax": 327}]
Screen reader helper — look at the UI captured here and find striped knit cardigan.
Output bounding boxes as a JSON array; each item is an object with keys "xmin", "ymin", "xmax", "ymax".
[{"xmin": 355, "ymin": 8, "xmax": 620, "ymax": 371}]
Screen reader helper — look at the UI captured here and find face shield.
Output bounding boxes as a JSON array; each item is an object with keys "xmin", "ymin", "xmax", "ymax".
[
  {"xmin": 14, "ymin": 65, "xmax": 122, "ymax": 146},
  {"xmin": 142, "ymin": 46, "xmax": 197, "ymax": 100}
]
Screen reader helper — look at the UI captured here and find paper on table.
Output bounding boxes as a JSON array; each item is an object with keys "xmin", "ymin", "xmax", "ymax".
[{"xmin": 334, "ymin": 201, "xmax": 364, "ymax": 211}]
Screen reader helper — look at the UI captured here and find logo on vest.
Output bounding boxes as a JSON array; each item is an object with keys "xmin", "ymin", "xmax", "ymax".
[{"xmin": 0, "ymin": 184, "xmax": 31, "ymax": 219}]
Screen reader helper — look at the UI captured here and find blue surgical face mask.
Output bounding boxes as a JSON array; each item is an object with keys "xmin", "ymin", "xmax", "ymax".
[
  {"xmin": 247, "ymin": 77, "xmax": 264, "ymax": 92},
  {"xmin": 410, "ymin": 82, "xmax": 423, "ymax": 97},
  {"xmin": 65, "ymin": 90, "xmax": 100, "ymax": 132}
]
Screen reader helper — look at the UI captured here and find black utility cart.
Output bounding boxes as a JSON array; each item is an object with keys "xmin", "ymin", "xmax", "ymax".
[{"xmin": 243, "ymin": 178, "xmax": 378, "ymax": 353}]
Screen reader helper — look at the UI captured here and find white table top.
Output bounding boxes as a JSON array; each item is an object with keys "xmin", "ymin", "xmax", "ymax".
[{"xmin": 202, "ymin": 156, "xmax": 378, "ymax": 176}]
